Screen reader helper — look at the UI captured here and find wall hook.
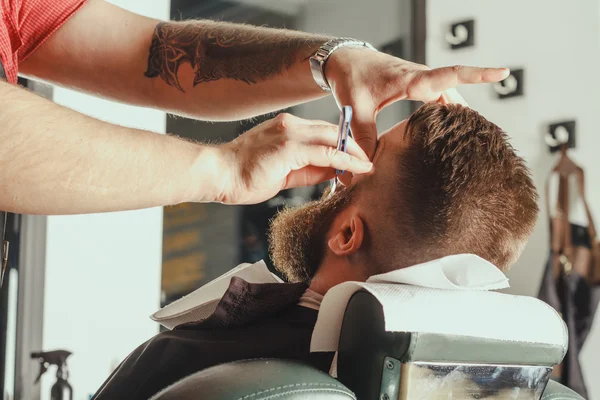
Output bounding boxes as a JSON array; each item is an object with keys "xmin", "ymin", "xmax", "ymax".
[
  {"xmin": 547, "ymin": 121, "xmax": 576, "ymax": 153},
  {"xmin": 494, "ymin": 69, "xmax": 524, "ymax": 99},
  {"xmin": 446, "ymin": 20, "xmax": 475, "ymax": 49},
  {"xmin": 446, "ymin": 24, "xmax": 468, "ymax": 45},
  {"xmin": 544, "ymin": 126, "xmax": 569, "ymax": 147},
  {"xmin": 493, "ymin": 75, "xmax": 518, "ymax": 96}
]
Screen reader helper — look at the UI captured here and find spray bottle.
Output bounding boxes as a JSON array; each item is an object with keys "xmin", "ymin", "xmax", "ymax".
[{"xmin": 31, "ymin": 350, "xmax": 73, "ymax": 400}]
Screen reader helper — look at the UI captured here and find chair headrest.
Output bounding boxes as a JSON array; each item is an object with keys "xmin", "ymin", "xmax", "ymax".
[
  {"xmin": 335, "ymin": 290, "xmax": 567, "ymax": 400},
  {"xmin": 312, "ymin": 283, "xmax": 567, "ymax": 362}
]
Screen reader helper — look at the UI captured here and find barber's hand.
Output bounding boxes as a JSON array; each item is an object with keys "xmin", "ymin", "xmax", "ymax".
[
  {"xmin": 438, "ymin": 88, "xmax": 469, "ymax": 106},
  {"xmin": 216, "ymin": 113, "xmax": 372, "ymax": 204},
  {"xmin": 325, "ymin": 48, "xmax": 509, "ymax": 157}
]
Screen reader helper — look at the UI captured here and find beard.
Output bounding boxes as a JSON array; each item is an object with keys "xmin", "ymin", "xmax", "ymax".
[{"xmin": 268, "ymin": 185, "xmax": 355, "ymax": 284}]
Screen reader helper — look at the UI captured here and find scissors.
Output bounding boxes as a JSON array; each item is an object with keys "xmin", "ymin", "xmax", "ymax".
[{"xmin": 329, "ymin": 105, "xmax": 353, "ymax": 197}]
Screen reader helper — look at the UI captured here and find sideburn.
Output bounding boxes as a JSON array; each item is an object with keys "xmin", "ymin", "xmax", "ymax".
[{"xmin": 268, "ymin": 186, "xmax": 355, "ymax": 284}]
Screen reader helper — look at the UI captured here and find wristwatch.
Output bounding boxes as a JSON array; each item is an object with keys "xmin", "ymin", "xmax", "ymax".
[{"xmin": 310, "ymin": 37, "xmax": 376, "ymax": 92}]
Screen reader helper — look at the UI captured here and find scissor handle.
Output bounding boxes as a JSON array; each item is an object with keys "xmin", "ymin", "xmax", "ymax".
[{"xmin": 336, "ymin": 106, "xmax": 353, "ymax": 175}]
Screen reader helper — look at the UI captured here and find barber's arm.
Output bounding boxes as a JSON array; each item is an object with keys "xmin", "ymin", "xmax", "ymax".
[
  {"xmin": 19, "ymin": 0, "xmax": 329, "ymax": 121},
  {"xmin": 20, "ymin": 0, "xmax": 508, "ymax": 157},
  {"xmin": 0, "ymin": 80, "xmax": 371, "ymax": 215}
]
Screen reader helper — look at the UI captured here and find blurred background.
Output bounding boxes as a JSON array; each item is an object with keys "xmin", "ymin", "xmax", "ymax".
[{"xmin": 1, "ymin": 0, "xmax": 599, "ymax": 399}]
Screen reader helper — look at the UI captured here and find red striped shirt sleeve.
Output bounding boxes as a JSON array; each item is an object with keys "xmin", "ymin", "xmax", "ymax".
[{"xmin": 16, "ymin": 0, "xmax": 87, "ymax": 63}]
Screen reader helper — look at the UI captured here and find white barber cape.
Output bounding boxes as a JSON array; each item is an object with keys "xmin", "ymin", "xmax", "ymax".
[{"xmin": 151, "ymin": 253, "xmax": 508, "ymax": 331}]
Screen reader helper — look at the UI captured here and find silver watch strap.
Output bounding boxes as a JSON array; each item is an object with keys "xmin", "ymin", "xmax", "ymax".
[{"xmin": 310, "ymin": 37, "xmax": 376, "ymax": 92}]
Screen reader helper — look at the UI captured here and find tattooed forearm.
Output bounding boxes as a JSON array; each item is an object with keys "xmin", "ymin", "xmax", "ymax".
[{"xmin": 144, "ymin": 21, "xmax": 329, "ymax": 92}]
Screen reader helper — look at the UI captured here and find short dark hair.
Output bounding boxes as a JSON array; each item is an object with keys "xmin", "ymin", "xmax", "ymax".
[{"xmin": 388, "ymin": 103, "xmax": 538, "ymax": 271}]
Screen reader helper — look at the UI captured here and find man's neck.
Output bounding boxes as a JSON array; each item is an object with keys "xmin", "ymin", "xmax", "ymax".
[{"xmin": 308, "ymin": 259, "xmax": 369, "ymax": 295}]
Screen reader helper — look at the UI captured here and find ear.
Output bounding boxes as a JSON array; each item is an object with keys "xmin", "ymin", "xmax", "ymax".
[{"xmin": 327, "ymin": 213, "xmax": 365, "ymax": 257}]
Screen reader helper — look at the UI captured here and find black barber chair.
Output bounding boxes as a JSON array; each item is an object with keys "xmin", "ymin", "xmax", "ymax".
[{"xmin": 152, "ymin": 290, "xmax": 584, "ymax": 400}]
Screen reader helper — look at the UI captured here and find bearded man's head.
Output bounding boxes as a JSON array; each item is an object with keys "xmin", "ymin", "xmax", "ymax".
[{"xmin": 269, "ymin": 103, "xmax": 539, "ymax": 284}]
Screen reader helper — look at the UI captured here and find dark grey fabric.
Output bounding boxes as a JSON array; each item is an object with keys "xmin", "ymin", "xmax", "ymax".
[{"xmin": 92, "ymin": 277, "xmax": 334, "ymax": 400}]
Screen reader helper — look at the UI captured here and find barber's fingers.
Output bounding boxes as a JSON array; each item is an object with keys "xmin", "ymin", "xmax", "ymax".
[
  {"xmin": 275, "ymin": 116, "xmax": 370, "ymax": 161},
  {"xmin": 443, "ymin": 65, "xmax": 510, "ymax": 84},
  {"xmin": 270, "ymin": 113, "xmax": 339, "ymax": 130},
  {"xmin": 349, "ymin": 98, "xmax": 378, "ymax": 159},
  {"xmin": 289, "ymin": 124, "xmax": 369, "ymax": 161},
  {"xmin": 350, "ymin": 119, "xmax": 378, "ymax": 160},
  {"xmin": 274, "ymin": 113, "xmax": 335, "ymax": 126},
  {"xmin": 284, "ymin": 166, "xmax": 335, "ymax": 189},
  {"xmin": 294, "ymin": 143, "xmax": 373, "ymax": 175},
  {"xmin": 426, "ymin": 66, "xmax": 510, "ymax": 94},
  {"xmin": 268, "ymin": 112, "xmax": 373, "ymax": 161},
  {"xmin": 330, "ymin": 84, "xmax": 378, "ymax": 159},
  {"xmin": 438, "ymin": 88, "xmax": 469, "ymax": 106}
]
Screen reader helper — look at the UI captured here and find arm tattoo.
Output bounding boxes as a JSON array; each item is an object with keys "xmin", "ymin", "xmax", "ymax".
[{"xmin": 144, "ymin": 21, "xmax": 328, "ymax": 92}]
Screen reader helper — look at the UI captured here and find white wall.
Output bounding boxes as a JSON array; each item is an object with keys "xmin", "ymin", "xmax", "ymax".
[
  {"xmin": 426, "ymin": 0, "xmax": 600, "ymax": 398},
  {"xmin": 41, "ymin": 1, "xmax": 170, "ymax": 399}
]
